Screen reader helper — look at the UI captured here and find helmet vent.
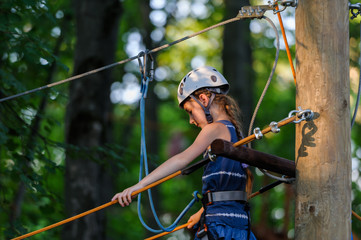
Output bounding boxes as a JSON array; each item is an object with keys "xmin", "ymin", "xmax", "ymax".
[
  {"xmin": 179, "ymin": 83, "xmax": 184, "ymax": 95},
  {"xmin": 211, "ymin": 75, "xmax": 217, "ymax": 82}
]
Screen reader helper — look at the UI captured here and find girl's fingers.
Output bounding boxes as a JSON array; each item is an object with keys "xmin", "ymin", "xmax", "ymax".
[
  {"xmin": 187, "ymin": 217, "xmax": 194, "ymax": 228},
  {"xmin": 111, "ymin": 192, "xmax": 126, "ymax": 207},
  {"xmin": 112, "ymin": 193, "xmax": 121, "ymax": 202},
  {"xmin": 112, "ymin": 186, "xmax": 137, "ymax": 207},
  {"xmin": 127, "ymin": 192, "xmax": 132, "ymax": 203}
]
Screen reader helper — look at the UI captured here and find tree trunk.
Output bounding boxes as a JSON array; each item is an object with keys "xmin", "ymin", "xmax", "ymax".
[
  {"xmin": 222, "ymin": 0, "xmax": 253, "ymax": 132},
  {"xmin": 63, "ymin": 1, "xmax": 122, "ymax": 239},
  {"xmin": 295, "ymin": 0, "xmax": 351, "ymax": 239}
]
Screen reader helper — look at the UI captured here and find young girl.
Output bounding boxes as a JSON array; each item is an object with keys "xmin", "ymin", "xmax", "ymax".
[{"xmin": 112, "ymin": 66, "xmax": 256, "ymax": 240}]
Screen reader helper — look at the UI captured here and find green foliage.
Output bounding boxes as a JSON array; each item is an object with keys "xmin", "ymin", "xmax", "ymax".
[{"xmin": 1, "ymin": 0, "xmax": 361, "ymax": 239}]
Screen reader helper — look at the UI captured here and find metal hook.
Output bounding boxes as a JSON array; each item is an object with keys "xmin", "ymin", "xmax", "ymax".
[
  {"xmin": 137, "ymin": 51, "xmax": 145, "ymax": 79},
  {"xmin": 280, "ymin": 0, "xmax": 298, "ymax": 7},
  {"xmin": 288, "ymin": 107, "xmax": 314, "ymax": 123},
  {"xmin": 209, "ymin": 151, "xmax": 217, "ymax": 162},
  {"xmin": 297, "ymin": 109, "xmax": 314, "ymax": 122},
  {"xmin": 269, "ymin": 0, "xmax": 297, "ymax": 13},
  {"xmin": 273, "ymin": 5, "xmax": 287, "ymax": 14}
]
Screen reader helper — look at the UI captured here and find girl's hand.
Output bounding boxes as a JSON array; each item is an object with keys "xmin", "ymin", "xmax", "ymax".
[
  {"xmin": 187, "ymin": 208, "xmax": 204, "ymax": 229},
  {"xmin": 111, "ymin": 184, "xmax": 143, "ymax": 207}
]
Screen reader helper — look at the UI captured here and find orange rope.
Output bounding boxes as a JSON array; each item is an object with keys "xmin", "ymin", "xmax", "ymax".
[
  {"xmin": 144, "ymin": 223, "xmax": 189, "ymax": 240},
  {"xmin": 13, "ymin": 113, "xmax": 296, "ymax": 240},
  {"xmin": 145, "ymin": 184, "xmax": 271, "ymax": 239},
  {"xmin": 233, "ymin": 115, "xmax": 297, "ymax": 147},
  {"xmin": 11, "ymin": 201, "xmax": 117, "ymax": 240},
  {"xmin": 147, "ymin": 190, "xmax": 361, "ymax": 240},
  {"xmin": 11, "ymin": 171, "xmax": 182, "ymax": 240},
  {"xmin": 10, "ymin": 112, "xmax": 302, "ymax": 240},
  {"xmin": 275, "ymin": 5, "xmax": 297, "ymax": 85},
  {"xmin": 353, "ymin": 210, "xmax": 361, "ymax": 222}
]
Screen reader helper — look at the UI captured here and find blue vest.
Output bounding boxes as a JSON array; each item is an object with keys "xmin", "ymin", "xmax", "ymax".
[{"xmin": 202, "ymin": 120, "xmax": 249, "ymax": 229}]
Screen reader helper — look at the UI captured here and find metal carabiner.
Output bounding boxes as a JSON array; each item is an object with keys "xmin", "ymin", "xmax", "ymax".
[
  {"xmin": 144, "ymin": 50, "xmax": 155, "ymax": 82},
  {"xmin": 297, "ymin": 109, "xmax": 314, "ymax": 122},
  {"xmin": 289, "ymin": 107, "xmax": 314, "ymax": 124},
  {"xmin": 273, "ymin": 5, "xmax": 287, "ymax": 14},
  {"xmin": 279, "ymin": 0, "xmax": 298, "ymax": 7},
  {"xmin": 288, "ymin": 107, "xmax": 303, "ymax": 123},
  {"xmin": 137, "ymin": 51, "xmax": 145, "ymax": 75},
  {"xmin": 205, "ymin": 149, "xmax": 217, "ymax": 162},
  {"xmin": 288, "ymin": 109, "xmax": 299, "ymax": 119},
  {"xmin": 270, "ymin": 0, "xmax": 297, "ymax": 14}
]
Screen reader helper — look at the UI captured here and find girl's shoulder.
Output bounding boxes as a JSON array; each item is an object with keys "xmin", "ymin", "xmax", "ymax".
[
  {"xmin": 200, "ymin": 122, "xmax": 231, "ymax": 141},
  {"xmin": 203, "ymin": 121, "xmax": 229, "ymax": 131}
]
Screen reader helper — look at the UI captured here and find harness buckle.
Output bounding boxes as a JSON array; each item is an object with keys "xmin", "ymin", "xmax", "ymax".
[
  {"xmin": 202, "ymin": 190, "xmax": 213, "ymax": 206},
  {"xmin": 197, "ymin": 224, "xmax": 208, "ymax": 238}
]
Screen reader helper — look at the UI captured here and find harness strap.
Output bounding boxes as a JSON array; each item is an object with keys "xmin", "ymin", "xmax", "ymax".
[
  {"xmin": 190, "ymin": 93, "xmax": 215, "ymax": 123},
  {"xmin": 202, "ymin": 190, "xmax": 248, "ymax": 206}
]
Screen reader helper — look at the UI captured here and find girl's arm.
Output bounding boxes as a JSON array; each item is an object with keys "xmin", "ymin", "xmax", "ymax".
[{"xmin": 112, "ymin": 122, "xmax": 230, "ymax": 207}]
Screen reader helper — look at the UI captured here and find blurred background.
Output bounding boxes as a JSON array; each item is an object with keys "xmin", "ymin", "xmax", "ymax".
[{"xmin": 0, "ymin": 0, "xmax": 360, "ymax": 239}]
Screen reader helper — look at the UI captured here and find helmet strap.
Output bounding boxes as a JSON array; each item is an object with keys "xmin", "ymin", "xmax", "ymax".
[{"xmin": 190, "ymin": 93, "xmax": 215, "ymax": 123}]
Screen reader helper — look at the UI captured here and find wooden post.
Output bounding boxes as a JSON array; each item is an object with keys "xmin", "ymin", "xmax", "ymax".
[{"xmin": 295, "ymin": 0, "xmax": 351, "ymax": 239}]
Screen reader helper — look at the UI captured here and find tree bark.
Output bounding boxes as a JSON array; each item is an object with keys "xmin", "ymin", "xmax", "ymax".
[
  {"xmin": 295, "ymin": 0, "xmax": 351, "ymax": 239},
  {"xmin": 63, "ymin": 1, "xmax": 122, "ymax": 239}
]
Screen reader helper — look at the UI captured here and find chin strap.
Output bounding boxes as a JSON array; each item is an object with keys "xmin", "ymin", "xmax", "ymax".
[{"xmin": 190, "ymin": 93, "xmax": 215, "ymax": 123}]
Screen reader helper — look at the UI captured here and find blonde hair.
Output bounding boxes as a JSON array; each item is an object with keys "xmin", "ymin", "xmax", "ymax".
[{"xmin": 192, "ymin": 88, "xmax": 243, "ymax": 139}]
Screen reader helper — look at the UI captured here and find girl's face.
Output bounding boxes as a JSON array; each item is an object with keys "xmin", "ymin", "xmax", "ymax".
[{"xmin": 183, "ymin": 98, "xmax": 208, "ymax": 129}]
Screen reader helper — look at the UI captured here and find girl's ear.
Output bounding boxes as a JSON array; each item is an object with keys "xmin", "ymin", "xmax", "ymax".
[{"xmin": 198, "ymin": 93, "xmax": 209, "ymax": 107}]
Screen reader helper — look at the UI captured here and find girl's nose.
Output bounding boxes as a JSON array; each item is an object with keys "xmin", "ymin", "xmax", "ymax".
[{"xmin": 189, "ymin": 115, "xmax": 195, "ymax": 125}]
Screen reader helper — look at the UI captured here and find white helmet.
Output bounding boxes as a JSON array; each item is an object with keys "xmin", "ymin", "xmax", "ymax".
[
  {"xmin": 177, "ymin": 66, "xmax": 229, "ymax": 123},
  {"xmin": 177, "ymin": 66, "xmax": 229, "ymax": 107}
]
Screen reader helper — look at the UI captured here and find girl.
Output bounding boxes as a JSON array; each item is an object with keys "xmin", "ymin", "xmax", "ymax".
[{"xmin": 112, "ymin": 66, "xmax": 256, "ymax": 240}]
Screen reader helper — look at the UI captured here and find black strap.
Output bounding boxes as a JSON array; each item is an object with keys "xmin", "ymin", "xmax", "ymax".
[
  {"xmin": 190, "ymin": 93, "xmax": 215, "ymax": 123},
  {"xmin": 196, "ymin": 211, "xmax": 208, "ymax": 239},
  {"xmin": 181, "ymin": 157, "xmax": 210, "ymax": 175},
  {"xmin": 202, "ymin": 190, "xmax": 248, "ymax": 205}
]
